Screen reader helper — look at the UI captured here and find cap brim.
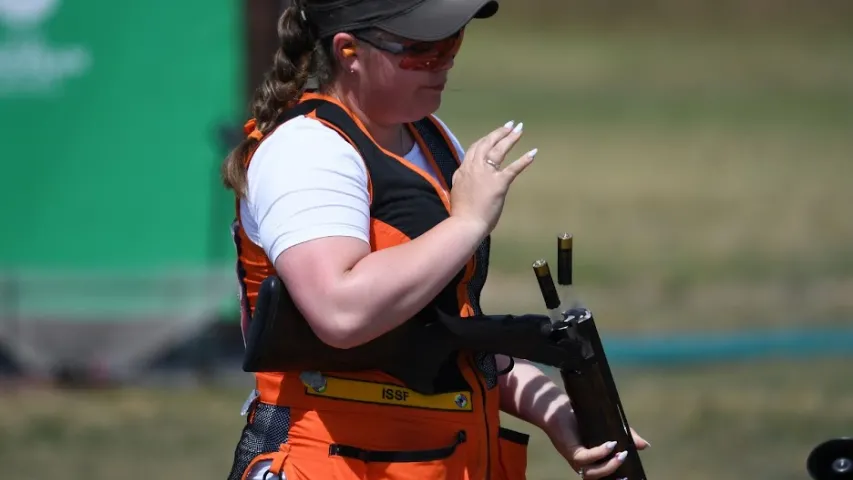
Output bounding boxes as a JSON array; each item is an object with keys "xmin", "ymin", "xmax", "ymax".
[{"xmin": 376, "ymin": 0, "xmax": 499, "ymax": 41}]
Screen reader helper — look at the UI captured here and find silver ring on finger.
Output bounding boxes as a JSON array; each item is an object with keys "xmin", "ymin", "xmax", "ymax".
[
  {"xmin": 485, "ymin": 159, "xmax": 500, "ymax": 170},
  {"xmin": 577, "ymin": 468, "xmax": 585, "ymax": 479}
]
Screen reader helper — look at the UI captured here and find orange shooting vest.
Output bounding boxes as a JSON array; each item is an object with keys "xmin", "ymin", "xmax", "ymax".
[{"xmin": 228, "ymin": 93, "xmax": 529, "ymax": 480}]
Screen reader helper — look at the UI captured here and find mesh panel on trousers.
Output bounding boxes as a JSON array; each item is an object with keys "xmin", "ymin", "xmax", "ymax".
[{"xmin": 226, "ymin": 403, "xmax": 292, "ymax": 480}]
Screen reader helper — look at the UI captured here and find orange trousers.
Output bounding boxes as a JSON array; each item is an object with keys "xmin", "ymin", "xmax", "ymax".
[{"xmin": 237, "ymin": 402, "xmax": 530, "ymax": 480}]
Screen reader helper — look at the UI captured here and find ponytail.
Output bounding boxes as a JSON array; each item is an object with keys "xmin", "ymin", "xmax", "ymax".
[{"xmin": 221, "ymin": 5, "xmax": 335, "ymax": 197}]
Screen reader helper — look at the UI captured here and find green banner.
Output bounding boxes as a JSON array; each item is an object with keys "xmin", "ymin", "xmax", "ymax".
[{"xmin": 0, "ymin": 0, "xmax": 244, "ymax": 270}]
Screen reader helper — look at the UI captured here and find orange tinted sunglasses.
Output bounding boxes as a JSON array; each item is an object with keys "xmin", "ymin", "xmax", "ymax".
[{"xmin": 353, "ymin": 29, "xmax": 465, "ymax": 71}]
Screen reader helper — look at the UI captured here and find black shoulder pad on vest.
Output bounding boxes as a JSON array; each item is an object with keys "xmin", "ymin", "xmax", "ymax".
[
  {"xmin": 412, "ymin": 118, "xmax": 457, "ymax": 188},
  {"xmin": 273, "ymin": 98, "xmax": 325, "ymax": 126},
  {"xmin": 413, "ymin": 118, "xmax": 492, "ymax": 317}
]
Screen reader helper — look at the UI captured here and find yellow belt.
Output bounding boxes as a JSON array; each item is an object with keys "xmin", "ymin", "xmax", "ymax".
[{"xmin": 302, "ymin": 374, "xmax": 473, "ymax": 412}]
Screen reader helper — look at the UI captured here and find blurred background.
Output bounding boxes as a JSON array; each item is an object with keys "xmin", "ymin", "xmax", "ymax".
[{"xmin": 1, "ymin": 0, "xmax": 852, "ymax": 478}]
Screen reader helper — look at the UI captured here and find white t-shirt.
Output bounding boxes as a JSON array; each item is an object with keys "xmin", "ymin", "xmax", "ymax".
[{"xmin": 241, "ymin": 115, "xmax": 466, "ymax": 262}]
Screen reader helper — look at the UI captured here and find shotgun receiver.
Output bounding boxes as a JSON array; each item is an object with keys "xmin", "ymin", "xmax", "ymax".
[{"xmin": 531, "ymin": 233, "xmax": 647, "ymax": 479}]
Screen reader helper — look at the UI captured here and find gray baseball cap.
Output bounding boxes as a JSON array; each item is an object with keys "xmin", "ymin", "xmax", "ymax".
[{"xmin": 303, "ymin": 0, "xmax": 500, "ymax": 41}]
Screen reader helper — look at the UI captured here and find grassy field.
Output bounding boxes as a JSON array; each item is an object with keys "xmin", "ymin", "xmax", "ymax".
[{"xmin": 2, "ymin": 20, "xmax": 852, "ymax": 480}]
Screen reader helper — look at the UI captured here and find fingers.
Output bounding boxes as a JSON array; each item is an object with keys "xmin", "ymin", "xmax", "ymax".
[
  {"xmin": 486, "ymin": 121, "xmax": 525, "ymax": 166},
  {"xmin": 482, "ymin": 120, "xmax": 518, "ymax": 154},
  {"xmin": 630, "ymin": 428, "xmax": 651, "ymax": 450},
  {"xmin": 581, "ymin": 450, "xmax": 628, "ymax": 479},
  {"xmin": 569, "ymin": 440, "xmax": 617, "ymax": 466},
  {"xmin": 500, "ymin": 148, "xmax": 537, "ymax": 181},
  {"xmin": 570, "ymin": 439, "xmax": 635, "ymax": 480},
  {"xmin": 571, "ymin": 432, "xmax": 650, "ymax": 480},
  {"xmin": 466, "ymin": 120, "xmax": 515, "ymax": 165}
]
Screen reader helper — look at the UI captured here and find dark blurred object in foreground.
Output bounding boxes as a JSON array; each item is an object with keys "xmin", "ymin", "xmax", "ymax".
[{"xmin": 808, "ymin": 438, "xmax": 853, "ymax": 480}]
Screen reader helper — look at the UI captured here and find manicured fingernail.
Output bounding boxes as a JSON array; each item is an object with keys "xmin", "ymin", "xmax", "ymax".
[
  {"xmin": 527, "ymin": 148, "xmax": 538, "ymax": 158},
  {"xmin": 604, "ymin": 441, "xmax": 617, "ymax": 450},
  {"xmin": 616, "ymin": 451, "xmax": 628, "ymax": 462},
  {"xmin": 644, "ymin": 440, "xmax": 652, "ymax": 447},
  {"xmin": 504, "ymin": 120, "xmax": 514, "ymax": 128},
  {"xmin": 512, "ymin": 122, "xmax": 524, "ymax": 134}
]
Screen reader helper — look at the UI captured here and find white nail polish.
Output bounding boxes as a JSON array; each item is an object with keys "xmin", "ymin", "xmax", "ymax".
[
  {"xmin": 604, "ymin": 441, "xmax": 617, "ymax": 450},
  {"xmin": 504, "ymin": 120, "xmax": 514, "ymax": 128},
  {"xmin": 616, "ymin": 451, "xmax": 628, "ymax": 462},
  {"xmin": 527, "ymin": 148, "xmax": 538, "ymax": 158},
  {"xmin": 512, "ymin": 122, "xmax": 524, "ymax": 134}
]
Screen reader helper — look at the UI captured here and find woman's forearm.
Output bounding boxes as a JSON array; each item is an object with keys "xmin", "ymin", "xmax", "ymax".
[
  {"xmin": 331, "ymin": 217, "xmax": 485, "ymax": 346},
  {"xmin": 497, "ymin": 355, "xmax": 573, "ymax": 437}
]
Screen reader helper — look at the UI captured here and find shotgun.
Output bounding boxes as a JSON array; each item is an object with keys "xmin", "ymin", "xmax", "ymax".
[{"xmin": 532, "ymin": 233, "xmax": 647, "ymax": 479}]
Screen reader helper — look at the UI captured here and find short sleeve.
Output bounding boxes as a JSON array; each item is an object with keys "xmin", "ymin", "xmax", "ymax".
[{"xmin": 244, "ymin": 116, "xmax": 371, "ymax": 263}]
